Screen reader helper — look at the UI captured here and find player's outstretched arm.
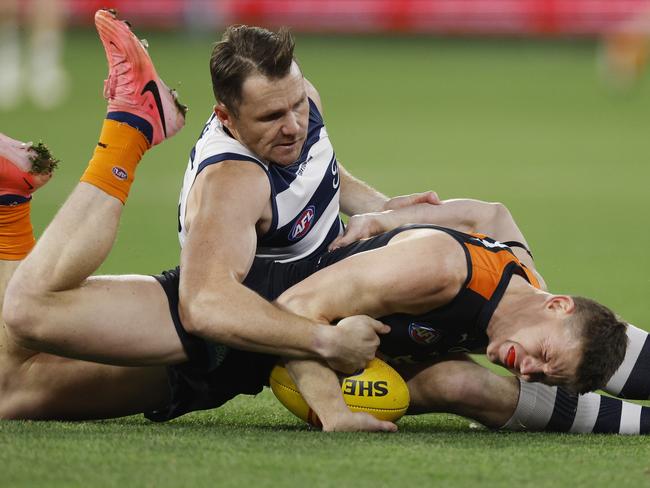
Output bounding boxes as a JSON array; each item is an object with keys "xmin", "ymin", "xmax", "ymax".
[
  {"xmin": 329, "ymin": 198, "xmax": 546, "ymax": 289},
  {"xmin": 179, "ymin": 162, "xmax": 383, "ymax": 372},
  {"xmin": 338, "ymin": 162, "xmax": 440, "ymax": 216}
]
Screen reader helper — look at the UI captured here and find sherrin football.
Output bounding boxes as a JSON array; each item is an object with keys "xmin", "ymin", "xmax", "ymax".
[{"xmin": 269, "ymin": 358, "xmax": 410, "ymax": 426}]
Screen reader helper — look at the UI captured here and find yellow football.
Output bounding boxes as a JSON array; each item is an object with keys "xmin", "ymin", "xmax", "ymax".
[{"xmin": 269, "ymin": 358, "xmax": 410, "ymax": 427}]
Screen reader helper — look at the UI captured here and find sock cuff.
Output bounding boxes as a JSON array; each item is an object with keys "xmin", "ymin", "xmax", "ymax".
[
  {"xmin": 0, "ymin": 201, "xmax": 35, "ymax": 260},
  {"xmin": 107, "ymin": 112, "xmax": 153, "ymax": 146},
  {"xmin": 80, "ymin": 119, "xmax": 149, "ymax": 204},
  {"xmin": 502, "ymin": 380, "xmax": 558, "ymax": 431}
]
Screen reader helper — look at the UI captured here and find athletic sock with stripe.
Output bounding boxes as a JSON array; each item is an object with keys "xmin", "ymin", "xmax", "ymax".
[
  {"xmin": 502, "ymin": 379, "xmax": 650, "ymax": 434},
  {"xmin": 603, "ymin": 323, "xmax": 650, "ymax": 400}
]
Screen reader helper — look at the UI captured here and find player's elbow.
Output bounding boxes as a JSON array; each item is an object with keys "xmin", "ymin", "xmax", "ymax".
[
  {"xmin": 276, "ymin": 289, "xmax": 327, "ymax": 323},
  {"xmin": 178, "ymin": 296, "xmax": 208, "ymax": 337},
  {"xmin": 486, "ymin": 201, "xmax": 513, "ymax": 226},
  {"xmin": 3, "ymin": 279, "xmax": 49, "ymax": 349},
  {"xmin": 178, "ymin": 294, "xmax": 236, "ymax": 344},
  {"xmin": 477, "ymin": 201, "xmax": 513, "ymax": 235}
]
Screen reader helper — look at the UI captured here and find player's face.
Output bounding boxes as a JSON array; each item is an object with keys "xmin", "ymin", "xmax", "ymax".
[
  {"xmin": 486, "ymin": 299, "xmax": 583, "ymax": 389},
  {"xmin": 488, "ymin": 322, "xmax": 582, "ymax": 388},
  {"xmin": 219, "ymin": 62, "xmax": 309, "ymax": 166}
]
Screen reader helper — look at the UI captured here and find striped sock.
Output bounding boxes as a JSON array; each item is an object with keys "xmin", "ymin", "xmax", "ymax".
[
  {"xmin": 503, "ymin": 380, "xmax": 650, "ymax": 434},
  {"xmin": 604, "ymin": 323, "xmax": 650, "ymax": 400}
]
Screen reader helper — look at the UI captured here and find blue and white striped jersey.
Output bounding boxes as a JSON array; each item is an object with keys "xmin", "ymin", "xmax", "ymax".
[{"xmin": 178, "ymin": 99, "xmax": 343, "ymax": 262}]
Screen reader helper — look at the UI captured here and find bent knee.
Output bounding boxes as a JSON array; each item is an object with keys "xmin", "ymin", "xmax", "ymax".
[
  {"xmin": 2, "ymin": 281, "xmax": 51, "ymax": 349},
  {"xmin": 408, "ymin": 359, "xmax": 493, "ymax": 411},
  {"xmin": 430, "ymin": 366, "xmax": 488, "ymax": 408}
]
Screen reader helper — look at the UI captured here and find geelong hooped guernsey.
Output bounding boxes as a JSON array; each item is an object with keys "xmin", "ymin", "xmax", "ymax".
[{"xmin": 178, "ymin": 99, "xmax": 343, "ymax": 262}]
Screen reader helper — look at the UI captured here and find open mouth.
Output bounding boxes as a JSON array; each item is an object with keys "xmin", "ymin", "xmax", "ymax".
[{"xmin": 506, "ymin": 346, "xmax": 516, "ymax": 369}]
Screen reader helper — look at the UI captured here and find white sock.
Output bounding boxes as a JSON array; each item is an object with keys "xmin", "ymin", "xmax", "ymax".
[
  {"xmin": 502, "ymin": 379, "xmax": 650, "ymax": 434},
  {"xmin": 604, "ymin": 323, "xmax": 650, "ymax": 399}
]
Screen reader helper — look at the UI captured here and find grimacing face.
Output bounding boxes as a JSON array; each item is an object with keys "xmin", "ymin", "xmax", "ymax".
[
  {"xmin": 217, "ymin": 62, "xmax": 309, "ymax": 166},
  {"xmin": 486, "ymin": 316, "xmax": 583, "ymax": 390}
]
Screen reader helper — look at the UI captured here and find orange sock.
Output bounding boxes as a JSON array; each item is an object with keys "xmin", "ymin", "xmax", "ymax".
[
  {"xmin": 0, "ymin": 202, "xmax": 35, "ymax": 260},
  {"xmin": 80, "ymin": 119, "xmax": 149, "ymax": 204}
]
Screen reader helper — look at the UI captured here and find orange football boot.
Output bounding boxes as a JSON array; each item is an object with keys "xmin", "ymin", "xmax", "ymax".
[
  {"xmin": 0, "ymin": 133, "xmax": 57, "ymax": 203},
  {"xmin": 95, "ymin": 9, "xmax": 187, "ymax": 146}
]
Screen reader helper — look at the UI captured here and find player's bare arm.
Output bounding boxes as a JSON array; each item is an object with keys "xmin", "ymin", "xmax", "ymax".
[
  {"xmin": 329, "ymin": 198, "xmax": 546, "ymax": 289},
  {"xmin": 180, "ymin": 161, "xmax": 385, "ymax": 371},
  {"xmin": 278, "ymin": 228, "xmax": 464, "ymax": 430},
  {"xmin": 281, "ymin": 228, "xmax": 464, "ymax": 321}
]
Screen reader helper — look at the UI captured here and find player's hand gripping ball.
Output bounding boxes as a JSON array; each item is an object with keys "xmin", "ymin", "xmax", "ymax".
[{"xmin": 270, "ymin": 358, "xmax": 410, "ymax": 427}]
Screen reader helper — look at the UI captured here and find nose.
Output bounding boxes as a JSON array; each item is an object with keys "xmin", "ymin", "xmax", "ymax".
[
  {"xmin": 281, "ymin": 112, "xmax": 300, "ymax": 137},
  {"xmin": 519, "ymin": 356, "xmax": 544, "ymax": 376}
]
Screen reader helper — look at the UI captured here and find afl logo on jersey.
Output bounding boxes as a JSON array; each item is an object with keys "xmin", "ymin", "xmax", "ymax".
[
  {"xmin": 408, "ymin": 323, "xmax": 442, "ymax": 346},
  {"xmin": 112, "ymin": 166, "xmax": 128, "ymax": 181},
  {"xmin": 289, "ymin": 205, "xmax": 316, "ymax": 241}
]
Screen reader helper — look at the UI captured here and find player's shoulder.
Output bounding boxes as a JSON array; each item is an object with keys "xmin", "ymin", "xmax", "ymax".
[
  {"xmin": 197, "ymin": 157, "xmax": 269, "ymax": 190},
  {"xmin": 192, "ymin": 113, "xmax": 267, "ymax": 175}
]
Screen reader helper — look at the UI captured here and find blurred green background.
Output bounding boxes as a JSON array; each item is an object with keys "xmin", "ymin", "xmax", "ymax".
[{"xmin": 2, "ymin": 30, "xmax": 647, "ymax": 325}]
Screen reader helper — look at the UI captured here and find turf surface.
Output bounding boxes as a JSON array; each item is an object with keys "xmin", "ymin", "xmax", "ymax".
[{"xmin": 1, "ymin": 30, "xmax": 649, "ymax": 487}]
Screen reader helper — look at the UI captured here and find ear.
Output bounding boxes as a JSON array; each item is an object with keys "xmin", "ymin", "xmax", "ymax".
[
  {"xmin": 214, "ymin": 103, "xmax": 232, "ymax": 129},
  {"xmin": 545, "ymin": 295, "xmax": 575, "ymax": 314}
]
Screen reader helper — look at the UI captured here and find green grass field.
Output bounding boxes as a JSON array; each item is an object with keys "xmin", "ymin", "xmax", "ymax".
[{"xmin": 1, "ymin": 29, "xmax": 650, "ymax": 487}]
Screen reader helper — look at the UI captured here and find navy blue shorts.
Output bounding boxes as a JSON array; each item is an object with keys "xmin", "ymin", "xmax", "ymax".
[
  {"xmin": 144, "ymin": 227, "xmax": 418, "ymax": 422},
  {"xmin": 145, "ymin": 265, "xmax": 279, "ymax": 422}
]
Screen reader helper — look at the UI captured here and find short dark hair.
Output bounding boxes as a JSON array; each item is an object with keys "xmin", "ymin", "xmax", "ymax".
[
  {"xmin": 571, "ymin": 296, "xmax": 628, "ymax": 394},
  {"xmin": 209, "ymin": 25, "xmax": 296, "ymax": 115}
]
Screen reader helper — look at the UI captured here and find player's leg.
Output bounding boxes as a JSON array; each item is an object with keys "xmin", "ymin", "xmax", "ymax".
[
  {"xmin": 403, "ymin": 355, "xmax": 650, "ymax": 434},
  {"xmin": 1, "ymin": 260, "xmax": 171, "ymax": 420},
  {"xmin": 2, "ymin": 141, "xmax": 185, "ymax": 365},
  {"xmin": 3, "ymin": 10, "xmax": 188, "ymax": 365},
  {"xmin": 0, "ymin": 139, "xmax": 170, "ymax": 420},
  {"xmin": 399, "ymin": 355, "xmax": 519, "ymax": 428},
  {"xmin": 504, "ymin": 379, "xmax": 650, "ymax": 434},
  {"xmin": 601, "ymin": 323, "xmax": 650, "ymax": 400}
]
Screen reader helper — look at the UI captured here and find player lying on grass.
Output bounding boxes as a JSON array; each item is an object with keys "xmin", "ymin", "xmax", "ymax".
[
  {"xmin": 1, "ymin": 141, "xmax": 647, "ymax": 434},
  {"xmin": 1, "ymin": 10, "xmax": 648, "ymax": 430}
]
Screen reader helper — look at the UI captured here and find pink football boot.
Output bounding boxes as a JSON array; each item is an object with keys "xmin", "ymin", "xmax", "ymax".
[
  {"xmin": 0, "ymin": 133, "xmax": 57, "ymax": 202},
  {"xmin": 95, "ymin": 9, "xmax": 187, "ymax": 147}
]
